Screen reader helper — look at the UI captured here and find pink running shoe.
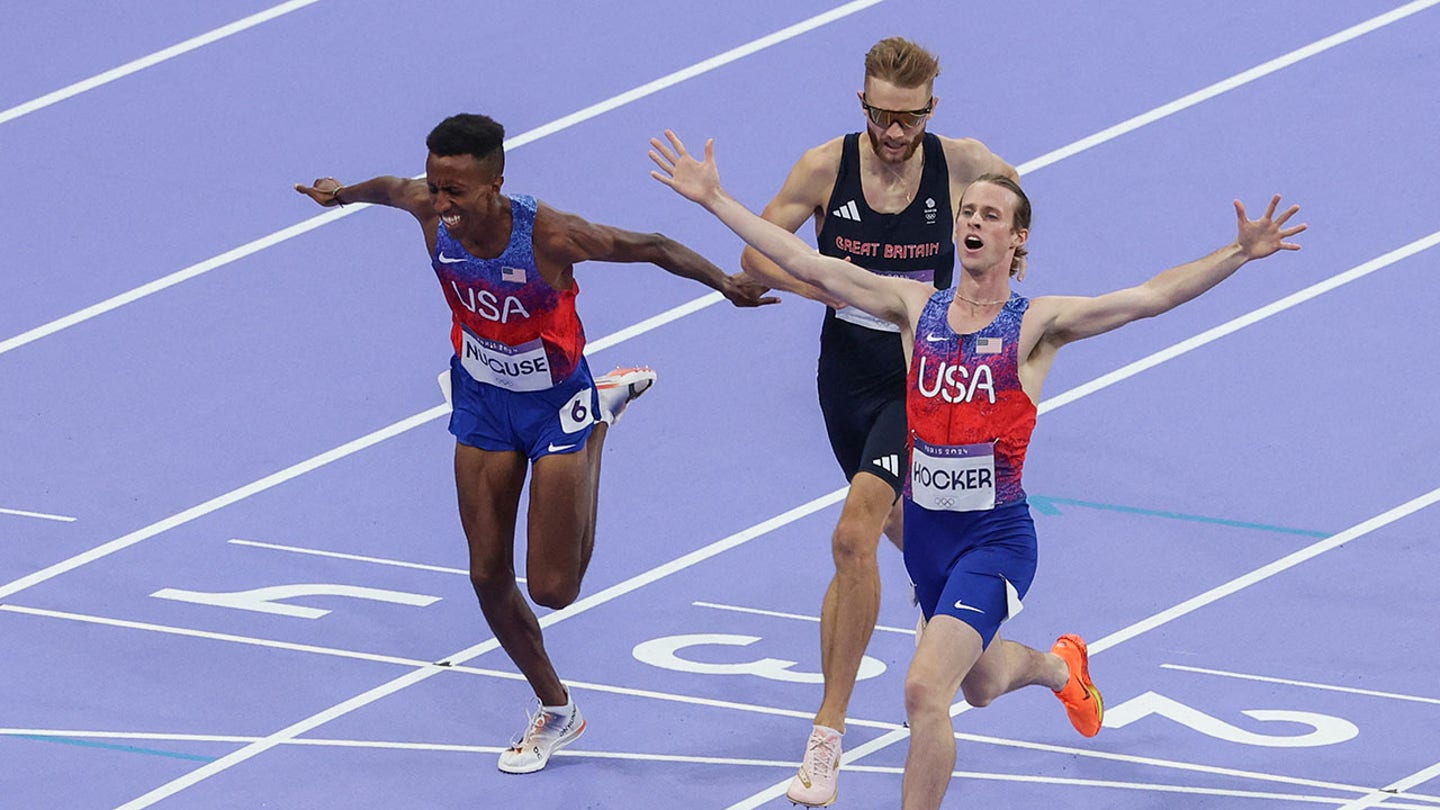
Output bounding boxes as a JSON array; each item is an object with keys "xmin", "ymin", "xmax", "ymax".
[{"xmin": 786, "ymin": 725, "xmax": 842, "ymax": 807}]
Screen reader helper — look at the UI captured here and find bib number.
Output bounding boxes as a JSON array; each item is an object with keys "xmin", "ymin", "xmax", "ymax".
[
  {"xmin": 458, "ymin": 329, "xmax": 552, "ymax": 392},
  {"xmin": 911, "ymin": 438, "xmax": 996, "ymax": 512}
]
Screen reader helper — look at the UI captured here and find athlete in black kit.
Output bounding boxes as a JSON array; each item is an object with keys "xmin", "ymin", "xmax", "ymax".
[{"xmin": 736, "ymin": 37, "xmax": 1015, "ymax": 806}]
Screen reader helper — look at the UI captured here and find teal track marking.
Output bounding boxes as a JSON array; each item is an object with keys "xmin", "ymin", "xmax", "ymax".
[
  {"xmin": 1027, "ymin": 495, "xmax": 1330, "ymax": 537},
  {"xmin": 10, "ymin": 733, "xmax": 218, "ymax": 763}
]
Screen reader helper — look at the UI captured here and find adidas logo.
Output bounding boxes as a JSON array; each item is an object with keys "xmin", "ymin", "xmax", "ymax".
[
  {"xmin": 831, "ymin": 199, "xmax": 861, "ymax": 222},
  {"xmin": 872, "ymin": 454, "xmax": 900, "ymax": 476}
]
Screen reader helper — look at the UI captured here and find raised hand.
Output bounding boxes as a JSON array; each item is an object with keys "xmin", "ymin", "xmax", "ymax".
[
  {"xmin": 294, "ymin": 177, "xmax": 346, "ymax": 207},
  {"xmin": 1235, "ymin": 195, "xmax": 1307, "ymax": 260},
  {"xmin": 649, "ymin": 130, "xmax": 722, "ymax": 207}
]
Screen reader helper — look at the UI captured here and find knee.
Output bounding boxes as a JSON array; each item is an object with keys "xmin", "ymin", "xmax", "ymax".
[
  {"xmin": 527, "ymin": 575, "xmax": 580, "ymax": 610},
  {"xmin": 904, "ymin": 671, "xmax": 952, "ymax": 719},
  {"xmin": 831, "ymin": 519, "xmax": 881, "ymax": 572},
  {"xmin": 468, "ymin": 559, "xmax": 514, "ymax": 597}
]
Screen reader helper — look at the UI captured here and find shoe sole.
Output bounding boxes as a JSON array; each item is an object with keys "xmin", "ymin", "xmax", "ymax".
[
  {"xmin": 597, "ymin": 369, "xmax": 656, "ymax": 396},
  {"xmin": 1054, "ymin": 634, "xmax": 1103, "ymax": 737},
  {"xmin": 786, "ymin": 787, "xmax": 838, "ymax": 808},
  {"xmin": 497, "ymin": 719, "xmax": 587, "ymax": 775}
]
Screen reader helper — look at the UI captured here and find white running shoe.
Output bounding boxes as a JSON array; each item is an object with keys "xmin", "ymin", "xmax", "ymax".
[
  {"xmin": 786, "ymin": 725, "xmax": 842, "ymax": 807},
  {"xmin": 595, "ymin": 366, "xmax": 657, "ymax": 425},
  {"xmin": 496, "ymin": 699, "xmax": 586, "ymax": 774}
]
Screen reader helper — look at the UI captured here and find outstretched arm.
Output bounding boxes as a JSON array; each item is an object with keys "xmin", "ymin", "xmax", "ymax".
[
  {"xmin": 537, "ymin": 204, "xmax": 779, "ymax": 308},
  {"xmin": 1035, "ymin": 195, "xmax": 1308, "ymax": 347},
  {"xmin": 293, "ymin": 175, "xmax": 433, "ymax": 224},
  {"xmin": 650, "ymin": 130, "xmax": 914, "ymax": 328}
]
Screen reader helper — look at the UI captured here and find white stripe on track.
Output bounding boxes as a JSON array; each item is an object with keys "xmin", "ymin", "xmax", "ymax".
[
  {"xmin": 726, "ymin": 484, "xmax": 1440, "ymax": 809},
  {"xmin": 0, "ymin": 506, "xmax": 77, "ymax": 523},
  {"xmin": 0, "ymin": 0, "xmax": 883, "ymax": 359},
  {"xmin": 93, "ymin": 225, "xmax": 1439, "ymax": 808},
  {"xmin": 0, "ymin": 0, "xmax": 324, "ymax": 126},
  {"xmin": 1015, "ymin": 0, "xmax": 1440, "ymax": 174}
]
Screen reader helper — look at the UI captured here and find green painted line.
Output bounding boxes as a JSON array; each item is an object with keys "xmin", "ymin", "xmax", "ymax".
[
  {"xmin": 1027, "ymin": 495, "xmax": 1330, "ymax": 537},
  {"xmin": 10, "ymin": 733, "xmax": 218, "ymax": 762}
]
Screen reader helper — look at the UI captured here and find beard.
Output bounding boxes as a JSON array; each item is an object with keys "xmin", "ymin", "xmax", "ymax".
[{"xmin": 865, "ymin": 127, "xmax": 924, "ymax": 163}]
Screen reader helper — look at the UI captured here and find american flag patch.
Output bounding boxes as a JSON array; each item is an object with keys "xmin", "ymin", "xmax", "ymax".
[
  {"xmin": 501, "ymin": 266, "xmax": 526, "ymax": 283},
  {"xmin": 976, "ymin": 336, "xmax": 1002, "ymax": 354}
]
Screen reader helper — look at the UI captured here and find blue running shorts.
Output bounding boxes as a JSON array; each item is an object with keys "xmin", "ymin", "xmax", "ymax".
[
  {"xmin": 447, "ymin": 354, "xmax": 599, "ymax": 460},
  {"xmin": 903, "ymin": 499, "xmax": 1038, "ymax": 648}
]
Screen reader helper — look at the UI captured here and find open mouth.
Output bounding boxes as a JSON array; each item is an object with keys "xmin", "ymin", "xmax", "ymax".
[
  {"xmin": 442, "ymin": 214, "xmax": 461, "ymax": 227},
  {"xmin": 963, "ymin": 235, "xmax": 984, "ymax": 250}
]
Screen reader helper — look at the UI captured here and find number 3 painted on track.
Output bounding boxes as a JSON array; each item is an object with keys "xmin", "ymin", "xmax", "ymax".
[
  {"xmin": 632, "ymin": 633, "xmax": 886, "ymax": 684},
  {"xmin": 1104, "ymin": 691, "xmax": 1359, "ymax": 747}
]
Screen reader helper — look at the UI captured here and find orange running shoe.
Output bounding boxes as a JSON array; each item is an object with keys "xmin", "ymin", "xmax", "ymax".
[{"xmin": 1051, "ymin": 633, "xmax": 1103, "ymax": 737}]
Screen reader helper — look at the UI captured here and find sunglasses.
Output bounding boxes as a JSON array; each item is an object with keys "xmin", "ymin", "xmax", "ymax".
[{"xmin": 861, "ymin": 97, "xmax": 933, "ymax": 129}]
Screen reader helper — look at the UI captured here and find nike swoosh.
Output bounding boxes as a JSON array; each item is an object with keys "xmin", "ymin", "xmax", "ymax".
[
  {"xmin": 925, "ymin": 334, "xmax": 951, "ymax": 342},
  {"xmin": 437, "ymin": 253, "xmax": 467, "ymax": 264},
  {"xmin": 953, "ymin": 601, "xmax": 985, "ymax": 614},
  {"xmin": 547, "ymin": 443, "xmax": 577, "ymax": 453}
]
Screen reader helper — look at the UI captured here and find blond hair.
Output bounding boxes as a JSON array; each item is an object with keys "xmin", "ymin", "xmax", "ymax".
[{"xmin": 864, "ymin": 37, "xmax": 940, "ymax": 89}]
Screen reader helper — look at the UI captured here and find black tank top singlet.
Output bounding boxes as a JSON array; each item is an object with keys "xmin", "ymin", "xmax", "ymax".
[{"xmin": 816, "ymin": 132, "xmax": 956, "ymax": 397}]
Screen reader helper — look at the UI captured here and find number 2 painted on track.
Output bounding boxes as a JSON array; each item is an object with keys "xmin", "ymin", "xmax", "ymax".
[{"xmin": 1104, "ymin": 691, "xmax": 1359, "ymax": 747}]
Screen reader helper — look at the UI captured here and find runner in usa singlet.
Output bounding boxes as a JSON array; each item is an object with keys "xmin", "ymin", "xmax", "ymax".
[
  {"xmin": 432, "ymin": 194, "xmax": 586, "ymax": 392},
  {"xmin": 905, "ymin": 288, "xmax": 1035, "ymax": 509},
  {"xmin": 903, "ymin": 287, "xmax": 1039, "ymax": 643}
]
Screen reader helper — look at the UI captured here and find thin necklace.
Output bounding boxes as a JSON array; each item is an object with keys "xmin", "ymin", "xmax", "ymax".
[{"xmin": 955, "ymin": 290, "xmax": 1009, "ymax": 307}]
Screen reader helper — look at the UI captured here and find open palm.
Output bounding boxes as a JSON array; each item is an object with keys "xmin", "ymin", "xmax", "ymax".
[
  {"xmin": 649, "ymin": 130, "xmax": 722, "ymax": 207},
  {"xmin": 1236, "ymin": 195, "xmax": 1307, "ymax": 259}
]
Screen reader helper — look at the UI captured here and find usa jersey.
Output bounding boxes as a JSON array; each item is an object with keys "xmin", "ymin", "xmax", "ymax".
[
  {"xmin": 906, "ymin": 288, "xmax": 1036, "ymax": 509},
  {"xmin": 431, "ymin": 194, "xmax": 585, "ymax": 392}
]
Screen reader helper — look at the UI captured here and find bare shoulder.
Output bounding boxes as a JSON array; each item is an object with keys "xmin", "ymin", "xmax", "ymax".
[
  {"xmin": 936, "ymin": 135, "xmax": 1011, "ymax": 181},
  {"xmin": 781, "ymin": 136, "xmax": 846, "ymax": 200},
  {"xmin": 532, "ymin": 200, "xmax": 593, "ymax": 258}
]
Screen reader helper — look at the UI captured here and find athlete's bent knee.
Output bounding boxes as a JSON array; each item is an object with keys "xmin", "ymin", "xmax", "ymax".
[
  {"xmin": 527, "ymin": 575, "xmax": 580, "ymax": 610},
  {"xmin": 960, "ymin": 669, "xmax": 1006, "ymax": 708}
]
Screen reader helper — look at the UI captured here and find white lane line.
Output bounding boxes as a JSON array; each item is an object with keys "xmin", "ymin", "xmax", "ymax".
[
  {"xmin": 0, "ymin": 604, "xmax": 434, "ymax": 669},
  {"xmin": 953, "ymin": 730, "xmax": 1440, "ymax": 806},
  {"xmin": 11, "ymin": 722, "xmax": 1437, "ymax": 807},
  {"xmin": 0, "ymin": 403, "xmax": 446, "ymax": 602},
  {"xmin": 0, "ymin": 282, "xmax": 747, "ymax": 602},
  {"xmin": 1339, "ymin": 762, "xmax": 1440, "ymax": 809},
  {"xmin": 13, "ymin": 0, "xmax": 1431, "ymax": 359},
  {"xmin": 1161, "ymin": 664, "xmax": 1440, "ymax": 707},
  {"xmin": 1041, "ymin": 228, "xmax": 1440, "ymax": 413},
  {"xmin": 1088, "ymin": 485, "xmax": 1440, "ymax": 654},
  {"xmin": 845, "ymin": 769, "xmax": 1440, "ymax": 809},
  {"xmin": 0, "ymin": 0, "xmax": 883, "ymax": 359},
  {"xmin": 0, "ymin": 506, "xmax": 77, "ymax": 523},
  {"xmin": 4, "ymin": 222, "xmax": 1430, "ymax": 801},
  {"xmin": 1015, "ymin": 0, "xmax": 1440, "ymax": 174},
  {"xmin": 10, "ymin": 599, "xmax": 1438, "ymax": 804},
  {"xmin": 226, "ymin": 539, "xmax": 468, "ymax": 576},
  {"xmin": 692, "ymin": 599, "xmax": 916, "ymax": 636},
  {"xmin": 725, "ymin": 484, "xmax": 1440, "ymax": 808},
  {"xmin": 8, "ymin": 220, "xmax": 1432, "ymax": 603},
  {"xmin": 0, "ymin": 0, "xmax": 323, "ymax": 126},
  {"xmin": 113, "ymin": 488, "xmax": 848, "ymax": 809},
  {"xmin": 0, "ymin": 600, "xmax": 897, "ymax": 731}
]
